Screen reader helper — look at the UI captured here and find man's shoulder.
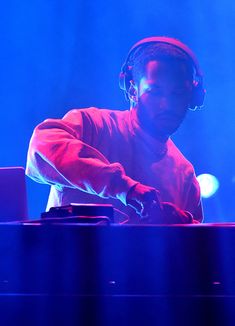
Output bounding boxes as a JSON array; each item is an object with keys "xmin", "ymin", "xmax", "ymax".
[
  {"xmin": 63, "ymin": 107, "xmax": 130, "ymax": 129},
  {"xmin": 64, "ymin": 107, "xmax": 128, "ymax": 118},
  {"xmin": 167, "ymin": 139, "xmax": 195, "ymax": 174}
]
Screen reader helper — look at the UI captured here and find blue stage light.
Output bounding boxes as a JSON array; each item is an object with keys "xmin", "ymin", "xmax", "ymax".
[{"xmin": 197, "ymin": 174, "xmax": 220, "ymax": 198}]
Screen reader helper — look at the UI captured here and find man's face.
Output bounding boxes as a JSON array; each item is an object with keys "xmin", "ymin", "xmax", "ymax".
[{"xmin": 135, "ymin": 60, "xmax": 193, "ymax": 140}]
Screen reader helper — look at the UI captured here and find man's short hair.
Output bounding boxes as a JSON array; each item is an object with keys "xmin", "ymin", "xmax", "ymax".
[{"xmin": 129, "ymin": 42, "xmax": 195, "ymax": 83}]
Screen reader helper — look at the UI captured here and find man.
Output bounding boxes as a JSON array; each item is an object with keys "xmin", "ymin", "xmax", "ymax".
[{"xmin": 26, "ymin": 36, "xmax": 205, "ymax": 224}]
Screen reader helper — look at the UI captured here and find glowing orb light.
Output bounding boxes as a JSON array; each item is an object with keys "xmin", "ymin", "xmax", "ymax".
[{"xmin": 197, "ymin": 174, "xmax": 219, "ymax": 198}]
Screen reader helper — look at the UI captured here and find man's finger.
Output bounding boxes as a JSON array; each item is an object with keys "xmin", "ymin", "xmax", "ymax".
[{"xmin": 141, "ymin": 200, "xmax": 163, "ymax": 219}]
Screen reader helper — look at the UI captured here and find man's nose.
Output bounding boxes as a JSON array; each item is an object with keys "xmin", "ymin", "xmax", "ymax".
[{"xmin": 159, "ymin": 97, "xmax": 169, "ymax": 110}]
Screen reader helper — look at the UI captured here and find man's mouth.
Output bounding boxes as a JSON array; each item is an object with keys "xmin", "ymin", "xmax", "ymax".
[{"xmin": 154, "ymin": 112, "xmax": 181, "ymax": 122}]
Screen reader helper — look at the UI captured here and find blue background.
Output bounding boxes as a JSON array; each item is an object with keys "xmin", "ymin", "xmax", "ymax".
[{"xmin": 1, "ymin": 0, "xmax": 235, "ymax": 221}]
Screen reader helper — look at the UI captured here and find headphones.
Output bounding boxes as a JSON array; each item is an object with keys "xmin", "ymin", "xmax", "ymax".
[{"xmin": 119, "ymin": 36, "xmax": 205, "ymax": 110}]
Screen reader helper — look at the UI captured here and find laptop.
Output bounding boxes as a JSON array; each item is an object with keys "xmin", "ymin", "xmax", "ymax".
[{"xmin": 0, "ymin": 167, "xmax": 28, "ymax": 221}]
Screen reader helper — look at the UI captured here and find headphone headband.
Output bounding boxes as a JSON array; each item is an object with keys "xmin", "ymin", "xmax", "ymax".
[{"xmin": 123, "ymin": 36, "xmax": 203, "ymax": 78}]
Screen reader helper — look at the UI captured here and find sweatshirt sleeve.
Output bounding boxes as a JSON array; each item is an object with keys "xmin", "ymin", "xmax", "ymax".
[
  {"xmin": 26, "ymin": 109, "xmax": 138, "ymax": 205},
  {"xmin": 185, "ymin": 173, "xmax": 204, "ymax": 223}
]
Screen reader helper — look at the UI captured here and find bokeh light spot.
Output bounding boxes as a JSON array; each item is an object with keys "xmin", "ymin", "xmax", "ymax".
[{"xmin": 197, "ymin": 174, "xmax": 220, "ymax": 198}]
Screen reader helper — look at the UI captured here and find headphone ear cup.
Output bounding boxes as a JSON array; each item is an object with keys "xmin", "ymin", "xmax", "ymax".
[
  {"xmin": 190, "ymin": 82, "xmax": 206, "ymax": 110},
  {"xmin": 119, "ymin": 65, "xmax": 133, "ymax": 101}
]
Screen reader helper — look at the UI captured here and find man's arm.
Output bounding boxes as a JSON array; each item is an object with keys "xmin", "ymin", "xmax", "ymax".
[{"xmin": 26, "ymin": 109, "xmax": 138, "ymax": 205}]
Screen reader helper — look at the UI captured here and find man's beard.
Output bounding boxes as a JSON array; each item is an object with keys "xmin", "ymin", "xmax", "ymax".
[{"xmin": 136, "ymin": 105, "xmax": 186, "ymax": 141}]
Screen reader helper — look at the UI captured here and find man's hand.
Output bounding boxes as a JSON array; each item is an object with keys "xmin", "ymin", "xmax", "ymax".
[
  {"xmin": 126, "ymin": 183, "xmax": 195, "ymax": 224},
  {"xmin": 126, "ymin": 183, "xmax": 163, "ymax": 219},
  {"xmin": 161, "ymin": 202, "xmax": 194, "ymax": 224}
]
